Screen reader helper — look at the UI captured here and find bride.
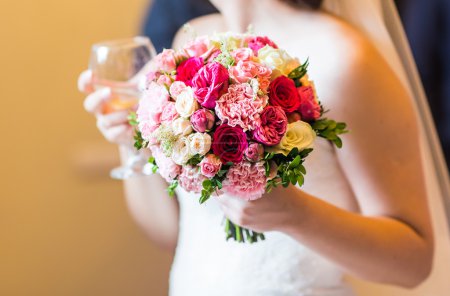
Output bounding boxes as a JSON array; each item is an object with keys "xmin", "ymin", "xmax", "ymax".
[{"xmin": 79, "ymin": 0, "xmax": 450, "ymax": 295}]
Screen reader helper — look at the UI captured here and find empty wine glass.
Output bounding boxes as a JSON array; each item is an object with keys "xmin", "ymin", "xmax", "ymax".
[{"xmin": 89, "ymin": 36, "xmax": 156, "ymax": 179}]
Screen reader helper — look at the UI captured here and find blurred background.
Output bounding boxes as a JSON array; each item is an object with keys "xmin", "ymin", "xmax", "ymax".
[
  {"xmin": 0, "ymin": 0, "xmax": 173, "ymax": 295},
  {"xmin": 0, "ymin": 0, "xmax": 448, "ymax": 295}
]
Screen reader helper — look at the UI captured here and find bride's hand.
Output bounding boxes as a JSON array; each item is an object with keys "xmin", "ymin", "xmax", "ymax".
[
  {"xmin": 215, "ymin": 186, "xmax": 302, "ymax": 233},
  {"xmin": 78, "ymin": 70, "xmax": 134, "ymax": 146}
]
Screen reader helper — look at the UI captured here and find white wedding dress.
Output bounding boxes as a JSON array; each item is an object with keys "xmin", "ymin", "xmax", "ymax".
[
  {"xmin": 168, "ymin": 1, "xmax": 450, "ymax": 295},
  {"xmin": 170, "ymin": 138, "xmax": 355, "ymax": 296}
]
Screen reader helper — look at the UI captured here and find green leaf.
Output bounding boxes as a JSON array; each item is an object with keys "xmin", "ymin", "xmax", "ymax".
[
  {"xmin": 288, "ymin": 155, "xmax": 301, "ymax": 169},
  {"xmin": 186, "ymin": 154, "xmax": 203, "ymax": 166},
  {"xmin": 298, "ymin": 164, "xmax": 306, "ymax": 175},
  {"xmin": 297, "ymin": 174, "xmax": 304, "ymax": 186},
  {"xmin": 333, "ymin": 137, "xmax": 343, "ymax": 148},
  {"xmin": 288, "ymin": 58, "xmax": 309, "ymax": 80},
  {"xmin": 127, "ymin": 112, "xmax": 138, "ymax": 126},
  {"xmin": 202, "ymin": 179, "xmax": 212, "ymax": 189}
]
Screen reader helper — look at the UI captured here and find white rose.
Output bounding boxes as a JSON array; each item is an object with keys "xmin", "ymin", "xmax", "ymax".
[
  {"xmin": 172, "ymin": 137, "xmax": 192, "ymax": 165},
  {"xmin": 175, "ymin": 87, "xmax": 199, "ymax": 117},
  {"xmin": 257, "ymin": 45, "xmax": 301, "ymax": 77},
  {"xmin": 188, "ymin": 133, "xmax": 212, "ymax": 156},
  {"xmin": 172, "ymin": 117, "xmax": 193, "ymax": 136},
  {"xmin": 266, "ymin": 121, "xmax": 316, "ymax": 156}
]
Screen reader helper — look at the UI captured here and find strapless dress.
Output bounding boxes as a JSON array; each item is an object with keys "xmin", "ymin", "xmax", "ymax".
[{"xmin": 169, "ymin": 138, "xmax": 356, "ymax": 296}]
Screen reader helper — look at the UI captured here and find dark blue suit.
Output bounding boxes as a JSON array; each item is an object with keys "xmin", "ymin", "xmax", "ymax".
[
  {"xmin": 396, "ymin": 0, "xmax": 450, "ymax": 168},
  {"xmin": 142, "ymin": 0, "xmax": 218, "ymax": 53}
]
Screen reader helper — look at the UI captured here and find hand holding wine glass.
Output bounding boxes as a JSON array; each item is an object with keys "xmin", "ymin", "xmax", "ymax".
[{"xmin": 79, "ymin": 37, "xmax": 156, "ymax": 179}]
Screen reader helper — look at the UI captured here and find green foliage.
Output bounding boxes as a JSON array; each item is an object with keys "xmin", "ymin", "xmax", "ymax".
[
  {"xmin": 167, "ymin": 181, "xmax": 178, "ymax": 197},
  {"xmin": 312, "ymin": 119, "xmax": 348, "ymax": 148},
  {"xmin": 199, "ymin": 178, "xmax": 223, "ymax": 204},
  {"xmin": 148, "ymin": 156, "xmax": 158, "ymax": 174},
  {"xmin": 288, "ymin": 58, "xmax": 309, "ymax": 80},
  {"xmin": 133, "ymin": 129, "xmax": 147, "ymax": 150},
  {"xmin": 186, "ymin": 154, "xmax": 203, "ymax": 166},
  {"xmin": 224, "ymin": 218, "xmax": 265, "ymax": 243},
  {"xmin": 127, "ymin": 112, "xmax": 139, "ymax": 126}
]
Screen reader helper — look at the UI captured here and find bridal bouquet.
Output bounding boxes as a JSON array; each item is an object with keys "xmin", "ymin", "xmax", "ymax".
[{"xmin": 130, "ymin": 32, "xmax": 347, "ymax": 243}]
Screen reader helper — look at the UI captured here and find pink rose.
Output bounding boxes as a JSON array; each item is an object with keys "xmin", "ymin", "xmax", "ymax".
[
  {"xmin": 149, "ymin": 145, "xmax": 181, "ymax": 182},
  {"xmin": 199, "ymin": 154, "xmax": 222, "ymax": 178},
  {"xmin": 244, "ymin": 143, "xmax": 264, "ymax": 162},
  {"xmin": 178, "ymin": 165, "xmax": 206, "ymax": 193},
  {"xmin": 297, "ymin": 86, "xmax": 321, "ymax": 122},
  {"xmin": 212, "ymin": 125, "xmax": 248, "ymax": 164},
  {"xmin": 176, "ymin": 57, "xmax": 204, "ymax": 87},
  {"xmin": 156, "ymin": 74, "xmax": 172, "ymax": 87},
  {"xmin": 231, "ymin": 48, "xmax": 253, "ymax": 62},
  {"xmin": 247, "ymin": 36, "xmax": 278, "ymax": 56},
  {"xmin": 190, "ymin": 109, "xmax": 215, "ymax": 133},
  {"xmin": 154, "ymin": 49, "xmax": 177, "ymax": 72},
  {"xmin": 192, "ymin": 62, "xmax": 229, "ymax": 109},
  {"xmin": 215, "ymin": 83, "xmax": 267, "ymax": 131},
  {"xmin": 229, "ymin": 60, "xmax": 259, "ymax": 84},
  {"xmin": 223, "ymin": 161, "xmax": 267, "ymax": 201},
  {"xmin": 252, "ymin": 106, "xmax": 288, "ymax": 146},
  {"xmin": 169, "ymin": 81, "xmax": 187, "ymax": 99},
  {"xmin": 184, "ymin": 37, "xmax": 209, "ymax": 57},
  {"xmin": 160, "ymin": 102, "xmax": 180, "ymax": 123}
]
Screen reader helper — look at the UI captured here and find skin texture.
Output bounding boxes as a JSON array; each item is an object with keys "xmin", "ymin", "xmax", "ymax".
[{"xmin": 80, "ymin": 0, "xmax": 434, "ymax": 288}]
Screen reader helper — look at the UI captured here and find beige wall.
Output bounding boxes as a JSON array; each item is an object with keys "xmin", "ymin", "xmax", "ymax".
[{"xmin": 0, "ymin": 0, "xmax": 173, "ymax": 295}]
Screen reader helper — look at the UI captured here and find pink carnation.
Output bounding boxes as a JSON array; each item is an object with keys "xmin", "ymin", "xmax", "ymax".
[
  {"xmin": 160, "ymin": 102, "xmax": 179, "ymax": 123},
  {"xmin": 154, "ymin": 49, "xmax": 177, "ymax": 72},
  {"xmin": 247, "ymin": 36, "xmax": 278, "ymax": 56},
  {"xmin": 150, "ymin": 145, "xmax": 181, "ymax": 182},
  {"xmin": 178, "ymin": 165, "xmax": 206, "ymax": 193},
  {"xmin": 169, "ymin": 81, "xmax": 187, "ymax": 99},
  {"xmin": 137, "ymin": 82, "xmax": 170, "ymax": 137},
  {"xmin": 223, "ymin": 161, "xmax": 267, "ymax": 201},
  {"xmin": 138, "ymin": 121, "xmax": 158, "ymax": 143},
  {"xmin": 215, "ymin": 83, "xmax": 267, "ymax": 131}
]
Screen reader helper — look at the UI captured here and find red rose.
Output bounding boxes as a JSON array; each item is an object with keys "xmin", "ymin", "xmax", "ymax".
[
  {"xmin": 192, "ymin": 62, "xmax": 229, "ymax": 109},
  {"xmin": 212, "ymin": 125, "xmax": 248, "ymax": 163},
  {"xmin": 247, "ymin": 36, "xmax": 278, "ymax": 56},
  {"xmin": 268, "ymin": 76, "xmax": 301, "ymax": 113},
  {"xmin": 297, "ymin": 86, "xmax": 321, "ymax": 121},
  {"xmin": 176, "ymin": 57, "xmax": 204, "ymax": 87}
]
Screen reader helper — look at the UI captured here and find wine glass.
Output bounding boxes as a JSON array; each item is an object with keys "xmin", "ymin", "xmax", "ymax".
[{"xmin": 89, "ymin": 36, "xmax": 156, "ymax": 179}]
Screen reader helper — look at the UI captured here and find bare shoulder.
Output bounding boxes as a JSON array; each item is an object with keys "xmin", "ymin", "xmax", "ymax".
[{"xmin": 172, "ymin": 13, "xmax": 225, "ymax": 49}]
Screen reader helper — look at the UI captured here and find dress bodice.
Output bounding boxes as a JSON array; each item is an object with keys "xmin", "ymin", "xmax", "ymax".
[{"xmin": 169, "ymin": 138, "xmax": 356, "ymax": 296}]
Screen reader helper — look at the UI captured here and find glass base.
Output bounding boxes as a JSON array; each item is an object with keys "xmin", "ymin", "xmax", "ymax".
[{"xmin": 110, "ymin": 166, "xmax": 146, "ymax": 180}]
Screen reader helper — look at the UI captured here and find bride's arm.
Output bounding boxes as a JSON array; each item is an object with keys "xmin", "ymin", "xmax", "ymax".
[
  {"xmin": 217, "ymin": 36, "xmax": 434, "ymax": 287},
  {"xmin": 79, "ymin": 72, "xmax": 179, "ymax": 252}
]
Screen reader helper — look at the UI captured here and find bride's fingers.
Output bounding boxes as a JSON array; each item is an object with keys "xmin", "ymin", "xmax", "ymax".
[
  {"xmin": 96, "ymin": 111, "xmax": 130, "ymax": 129},
  {"xmin": 100, "ymin": 124, "xmax": 132, "ymax": 144},
  {"xmin": 84, "ymin": 88, "xmax": 111, "ymax": 114},
  {"xmin": 78, "ymin": 70, "xmax": 94, "ymax": 94}
]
